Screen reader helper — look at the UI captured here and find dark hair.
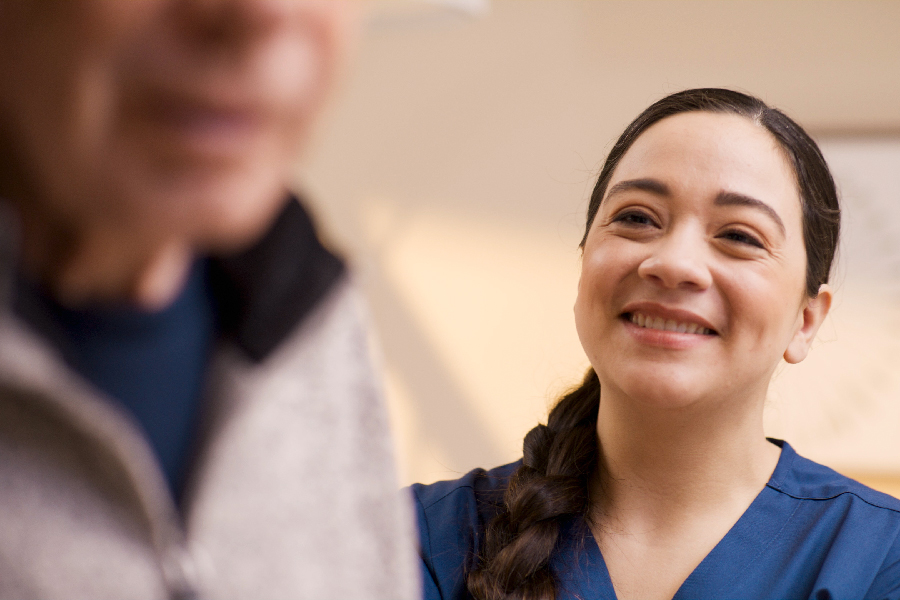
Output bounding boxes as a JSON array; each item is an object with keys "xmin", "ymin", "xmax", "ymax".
[
  {"xmin": 466, "ymin": 88, "xmax": 840, "ymax": 600},
  {"xmin": 583, "ymin": 87, "xmax": 839, "ymax": 298}
]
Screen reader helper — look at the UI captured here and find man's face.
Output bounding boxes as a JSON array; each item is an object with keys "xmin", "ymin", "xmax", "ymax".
[{"xmin": 0, "ymin": 0, "xmax": 353, "ymax": 252}]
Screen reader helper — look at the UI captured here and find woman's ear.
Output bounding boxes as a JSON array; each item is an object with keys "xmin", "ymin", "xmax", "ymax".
[{"xmin": 784, "ymin": 284, "xmax": 833, "ymax": 364}]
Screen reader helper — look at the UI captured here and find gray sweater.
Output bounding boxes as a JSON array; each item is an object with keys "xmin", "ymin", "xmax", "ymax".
[{"xmin": 0, "ymin": 201, "xmax": 419, "ymax": 599}]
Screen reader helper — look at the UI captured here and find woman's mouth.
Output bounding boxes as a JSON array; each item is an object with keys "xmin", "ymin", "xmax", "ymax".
[{"xmin": 624, "ymin": 312, "xmax": 717, "ymax": 336}]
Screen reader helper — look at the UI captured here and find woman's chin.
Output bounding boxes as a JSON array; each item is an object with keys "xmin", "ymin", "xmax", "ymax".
[{"xmin": 603, "ymin": 371, "xmax": 723, "ymax": 414}]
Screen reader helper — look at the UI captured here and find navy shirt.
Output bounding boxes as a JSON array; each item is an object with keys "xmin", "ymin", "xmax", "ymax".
[
  {"xmin": 411, "ymin": 440, "xmax": 900, "ymax": 599},
  {"xmin": 14, "ymin": 260, "xmax": 217, "ymax": 498}
]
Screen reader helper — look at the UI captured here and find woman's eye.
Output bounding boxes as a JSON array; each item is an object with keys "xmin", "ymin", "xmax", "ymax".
[
  {"xmin": 612, "ymin": 210, "xmax": 656, "ymax": 227},
  {"xmin": 721, "ymin": 229, "xmax": 764, "ymax": 249}
]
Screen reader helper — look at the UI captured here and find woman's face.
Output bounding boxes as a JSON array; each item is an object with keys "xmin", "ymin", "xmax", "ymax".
[{"xmin": 574, "ymin": 111, "xmax": 831, "ymax": 410}]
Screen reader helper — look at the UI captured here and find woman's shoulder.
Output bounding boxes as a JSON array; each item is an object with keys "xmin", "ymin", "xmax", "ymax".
[
  {"xmin": 767, "ymin": 441, "xmax": 900, "ymax": 596},
  {"xmin": 407, "ymin": 461, "xmax": 521, "ymax": 600},
  {"xmin": 410, "ymin": 460, "xmax": 520, "ymax": 512},
  {"xmin": 409, "ymin": 461, "xmax": 521, "ymax": 549},
  {"xmin": 771, "ymin": 440, "xmax": 900, "ymax": 514}
]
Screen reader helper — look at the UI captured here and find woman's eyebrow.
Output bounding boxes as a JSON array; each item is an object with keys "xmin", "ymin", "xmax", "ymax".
[
  {"xmin": 606, "ymin": 178, "xmax": 670, "ymax": 199},
  {"xmin": 715, "ymin": 191, "xmax": 785, "ymax": 235},
  {"xmin": 606, "ymin": 179, "xmax": 787, "ymax": 236}
]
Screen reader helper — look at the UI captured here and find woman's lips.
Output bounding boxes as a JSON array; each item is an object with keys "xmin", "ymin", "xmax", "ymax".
[
  {"xmin": 621, "ymin": 315, "xmax": 717, "ymax": 350},
  {"xmin": 618, "ymin": 302, "xmax": 719, "ymax": 349},
  {"xmin": 620, "ymin": 302, "xmax": 718, "ymax": 334},
  {"xmin": 625, "ymin": 311, "xmax": 716, "ymax": 336}
]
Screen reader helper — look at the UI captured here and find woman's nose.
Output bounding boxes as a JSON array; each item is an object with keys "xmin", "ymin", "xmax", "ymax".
[{"xmin": 637, "ymin": 227, "xmax": 713, "ymax": 291}]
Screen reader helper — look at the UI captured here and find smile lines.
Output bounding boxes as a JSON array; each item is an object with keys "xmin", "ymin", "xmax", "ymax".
[{"xmin": 627, "ymin": 312, "xmax": 716, "ymax": 336}]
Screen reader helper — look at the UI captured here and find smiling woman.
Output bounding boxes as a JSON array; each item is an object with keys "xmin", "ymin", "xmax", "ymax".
[
  {"xmin": 410, "ymin": 89, "xmax": 900, "ymax": 600},
  {"xmin": 577, "ymin": 110, "xmax": 822, "ymax": 416}
]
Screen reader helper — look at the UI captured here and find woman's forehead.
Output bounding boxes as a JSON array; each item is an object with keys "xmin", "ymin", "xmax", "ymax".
[
  {"xmin": 606, "ymin": 112, "xmax": 801, "ymax": 218},
  {"xmin": 617, "ymin": 112, "xmax": 791, "ymax": 179}
]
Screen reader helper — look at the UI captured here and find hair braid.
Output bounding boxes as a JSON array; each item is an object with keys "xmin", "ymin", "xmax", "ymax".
[{"xmin": 467, "ymin": 369, "xmax": 601, "ymax": 600}]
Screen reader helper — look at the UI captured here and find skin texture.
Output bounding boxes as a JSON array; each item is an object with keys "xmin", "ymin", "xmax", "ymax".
[
  {"xmin": 0, "ymin": 0, "xmax": 356, "ymax": 308},
  {"xmin": 573, "ymin": 112, "xmax": 831, "ymax": 600}
]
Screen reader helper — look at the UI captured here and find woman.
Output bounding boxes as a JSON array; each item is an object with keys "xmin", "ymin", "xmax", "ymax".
[{"xmin": 411, "ymin": 89, "xmax": 900, "ymax": 600}]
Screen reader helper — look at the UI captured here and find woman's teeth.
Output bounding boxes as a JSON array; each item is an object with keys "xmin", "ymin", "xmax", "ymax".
[{"xmin": 628, "ymin": 312, "xmax": 714, "ymax": 335}]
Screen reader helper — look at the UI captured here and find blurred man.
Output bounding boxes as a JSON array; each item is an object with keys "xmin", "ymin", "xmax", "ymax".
[{"xmin": 0, "ymin": 1, "xmax": 417, "ymax": 598}]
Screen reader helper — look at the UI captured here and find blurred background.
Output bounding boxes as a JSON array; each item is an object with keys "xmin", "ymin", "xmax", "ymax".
[{"xmin": 295, "ymin": 0, "xmax": 900, "ymax": 490}]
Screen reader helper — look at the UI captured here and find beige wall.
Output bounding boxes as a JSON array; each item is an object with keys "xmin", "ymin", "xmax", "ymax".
[{"xmin": 297, "ymin": 0, "xmax": 900, "ymax": 486}]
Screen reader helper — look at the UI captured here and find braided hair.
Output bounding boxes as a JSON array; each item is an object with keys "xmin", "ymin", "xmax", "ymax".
[
  {"xmin": 466, "ymin": 369, "xmax": 600, "ymax": 600},
  {"xmin": 465, "ymin": 88, "xmax": 840, "ymax": 600}
]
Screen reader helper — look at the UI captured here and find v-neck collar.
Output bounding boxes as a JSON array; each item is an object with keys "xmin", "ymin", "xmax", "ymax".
[{"xmin": 552, "ymin": 440, "xmax": 798, "ymax": 600}]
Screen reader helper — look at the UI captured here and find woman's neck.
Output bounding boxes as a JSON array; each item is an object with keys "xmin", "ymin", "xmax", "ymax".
[
  {"xmin": 588, "ymin": 385, "xmax": 782, "ymax": 600},
  {"xmin": 592, "ymin": 385, "xmax": 781, "ymax": 529}
]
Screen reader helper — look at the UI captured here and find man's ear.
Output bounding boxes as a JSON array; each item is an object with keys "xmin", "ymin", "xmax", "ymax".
[{"xmin": 784, "ymin": 284, "xmax": 833, "ymax": 364}]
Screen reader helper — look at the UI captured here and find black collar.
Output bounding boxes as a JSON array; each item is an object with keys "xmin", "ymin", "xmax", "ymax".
[
  {"xmin": 0, "ymin": 196, "xmax": 342, "ymax": 363},
  {"xmin": 209, "ymin": 196, "xmax": 345, "ymax": 362}
]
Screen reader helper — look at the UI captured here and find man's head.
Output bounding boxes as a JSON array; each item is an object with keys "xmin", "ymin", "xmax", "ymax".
[{"xmin": 0, "ymin": 0, "xmax": 356, "ymax": 307}]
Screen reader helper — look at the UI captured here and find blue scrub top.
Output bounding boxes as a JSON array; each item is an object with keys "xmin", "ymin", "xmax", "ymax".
[{"xmin": 410, "ymin": 440, "xmax": 900, "ymax": 599}]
